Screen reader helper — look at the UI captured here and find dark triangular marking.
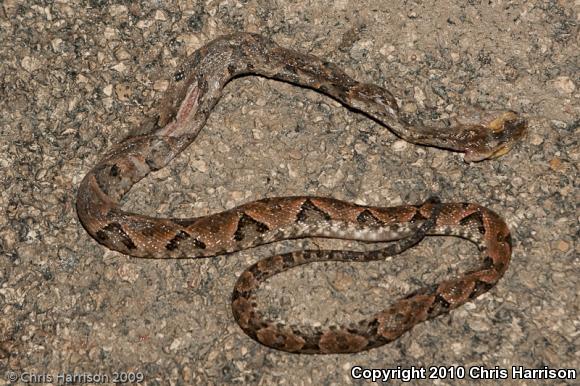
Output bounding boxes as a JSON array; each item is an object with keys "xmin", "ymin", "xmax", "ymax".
[
  {"xmin": 427, "ymin": 293, "xmax": 451, "ymax": 316},
  {"xmin": 234, "ymin": 214, "xmax": 270, "ymax": 242},
  {"xmin": 95, "ymin": 229, "xmax": 108, "ymax": 241},
  {"xmin": 468, "ymin": 280, "xmax": 495, "ymax": 299},
  {"xmin": 281, "ymin": 253, "xmax": 296, "ymax": 269},
  {"xmin": 100, "ymin": 222, "xmax": 136, "ymax": 250},
  {"xmin": 504, "ymin": 233, "xmax": 512, "ymax": 248},
  {"xmin": 356, "ymin": 209, "xmax": 384, "ymax": 227},
  {"xmin": 494, "ymin": 260, "xmax": 506, "ymax": 273},
  {"xmin": 496, "ymin": 231, "xmax": 511, "ymax": 245},
  {"xmin": 296, "ymin": 199, "xmax": 331, "ymax": 223},
  {"xmin": 459, "ymin": 211, "xmax": 486, "ymax": 234},
  {"xmin": 482, "ymin": 255, "xmax": 494, "ymax": 269},
  {"xmin": 166, "ymin": 230, "xmax": 206, "ymax": 250},
  {"xmin": 409, "ymin": 209, "xmax": 428, "ymax": 223},
  {"xmin": 192, "ymin": 238, "xmax": 206, "ymax": 249},
  {"xmin": 166, "ymin": 230, "xmax": 190, "ymax": 250}
]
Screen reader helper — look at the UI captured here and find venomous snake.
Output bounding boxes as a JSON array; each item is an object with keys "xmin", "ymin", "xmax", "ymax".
[{"xmin": 76, "ymin": 33, "xmax": 526, "ymax": 354}]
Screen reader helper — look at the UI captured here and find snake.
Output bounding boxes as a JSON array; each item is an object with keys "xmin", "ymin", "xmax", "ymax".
[{"xmin": 76, "ymin": 33, "xmax": 526, "ymax": 354}]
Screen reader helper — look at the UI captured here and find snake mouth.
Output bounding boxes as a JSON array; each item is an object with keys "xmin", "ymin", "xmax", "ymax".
[{"xmin": 464, "ymin": 111, "xmax": 528, "ymax": 162}]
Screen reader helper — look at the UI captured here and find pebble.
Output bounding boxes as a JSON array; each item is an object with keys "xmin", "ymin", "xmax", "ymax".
[
  {"xmin": 552, "ymin": 76, "xmax": 575, "ymax": 94},
  {"xmin": 153, "ymin": 80, "xmax": 169, "ymax": 92},
  {"xmin": 549, "ymin": 158, "xmax": 563, "ymax": 171},
  {"xmin": 191, "ymin": 159, "xmax": 208, "ymax": 173},
  {"xmin": 115, "ymin": 83, "xmax": 132, "ymax": 101},
  {"xmin": 117, "ymin": 263, "xmax": 140, "ymax": 284},
  {"xmin": 392, "ymin": 140, "xmax": 408, "ymax": 152},
  {"xmin": 529, "ymin": 133, "xmax": 544, "ymax": 146},
  {"xmin": 556, "ymin": 240, "xmax": 570, "ymax": 252}
]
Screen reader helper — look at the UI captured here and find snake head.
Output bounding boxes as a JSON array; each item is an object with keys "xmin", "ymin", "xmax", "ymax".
[{"xmin": 459, "ymin": 110, "xmax": 527, "ymax": 162}]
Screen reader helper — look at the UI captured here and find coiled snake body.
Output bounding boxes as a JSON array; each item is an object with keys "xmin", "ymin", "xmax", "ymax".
[{"xmin": 76, "ymin": 33, "xmax": 526, "ymax": 354}]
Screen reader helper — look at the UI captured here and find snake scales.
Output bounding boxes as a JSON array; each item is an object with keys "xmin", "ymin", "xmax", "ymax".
[{"xmin": 76, "ymin": 33, "xmax": 526, "ymax": 354}]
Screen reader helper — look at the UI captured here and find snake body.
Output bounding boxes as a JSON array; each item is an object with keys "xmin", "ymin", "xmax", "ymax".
[{"xmin": 76, "ymin": 33, "xmax": 526, "ymax": 354}]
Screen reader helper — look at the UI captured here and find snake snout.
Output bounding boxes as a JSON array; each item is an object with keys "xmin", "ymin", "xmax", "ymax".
[
  {"xmin": 463, "ymin": 111, "xmax": 527, "ymax": 162},
  {"xmin": 487, "ymin": 111, "xmax": 528, "ymax": 158}
]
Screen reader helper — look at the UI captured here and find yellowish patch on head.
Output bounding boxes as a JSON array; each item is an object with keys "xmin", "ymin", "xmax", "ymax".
[{"xmin": 487, "ymin": 111, "xmax": 518, "ymax": 133}]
